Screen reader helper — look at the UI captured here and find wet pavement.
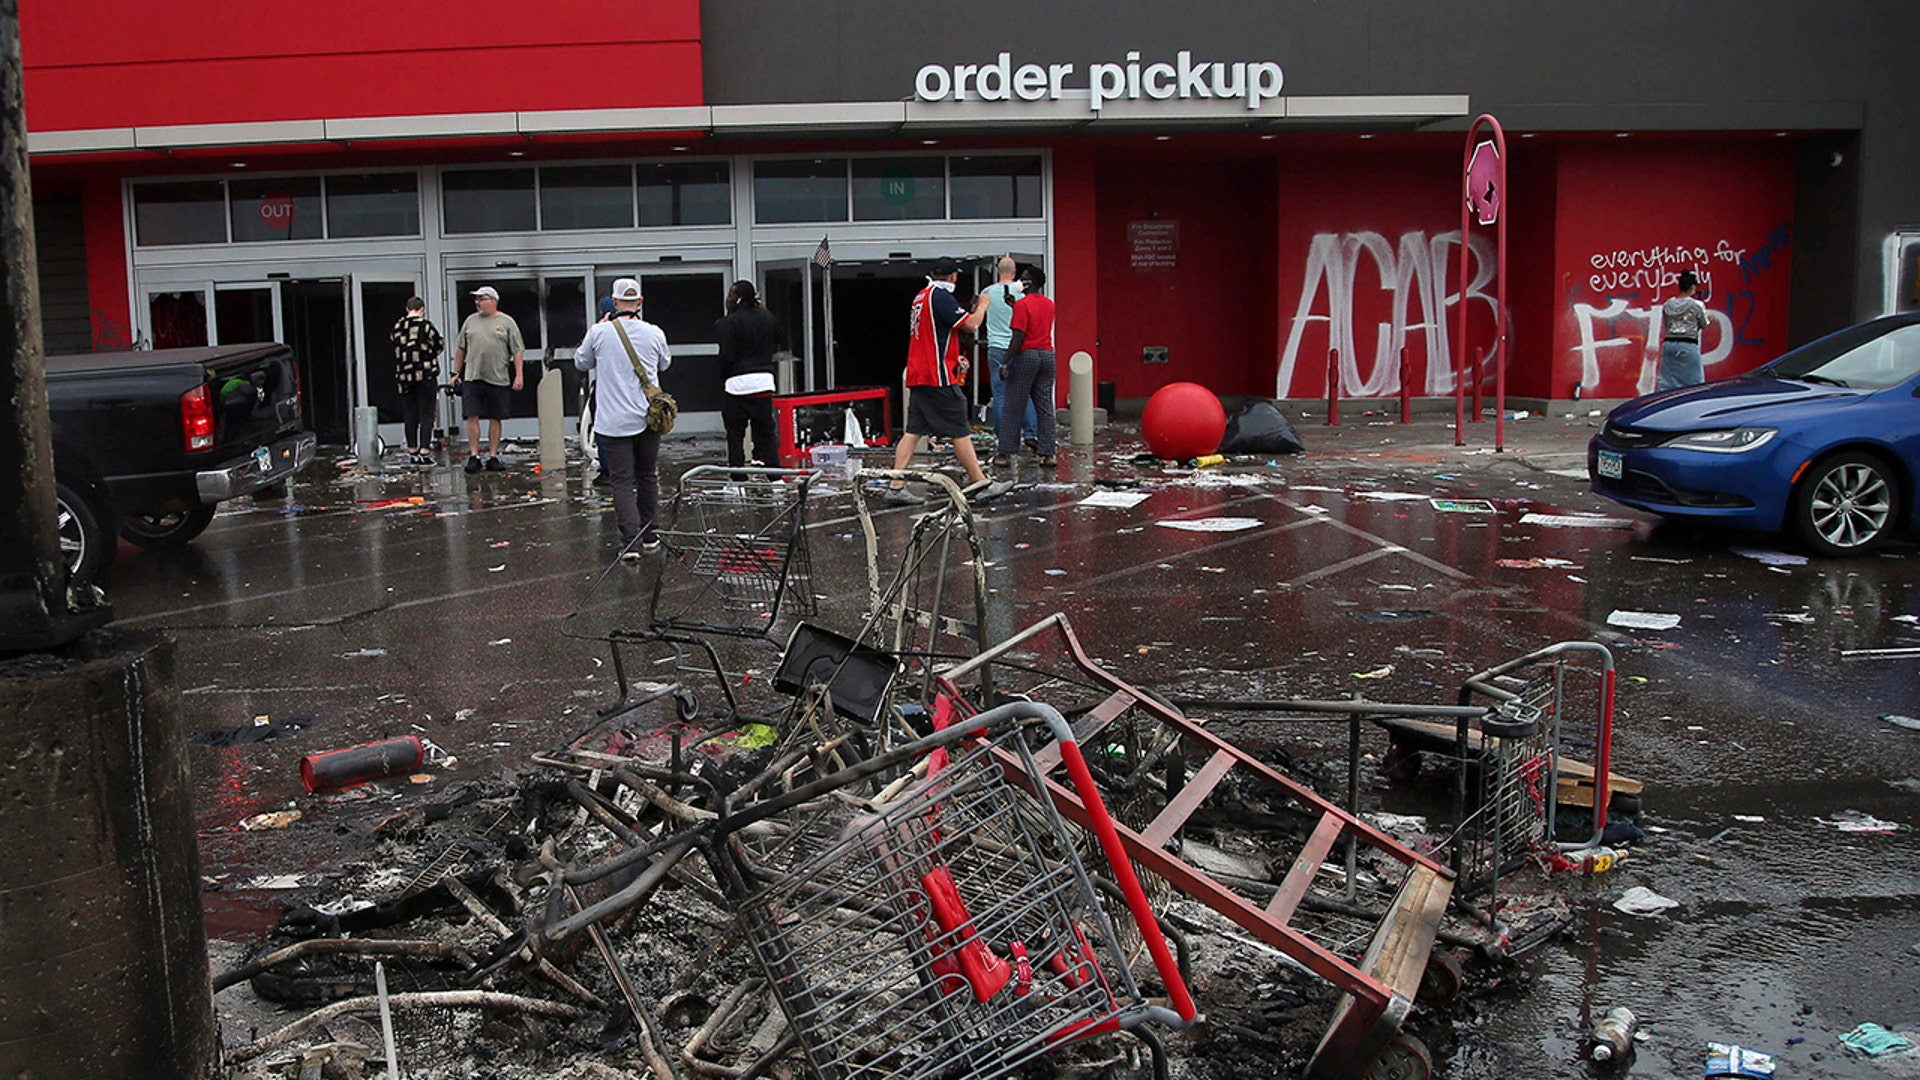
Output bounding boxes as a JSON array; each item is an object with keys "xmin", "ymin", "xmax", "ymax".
[{"xmin": 98, "ymin": 410, "xmax": 1920, "ymax": 1077}]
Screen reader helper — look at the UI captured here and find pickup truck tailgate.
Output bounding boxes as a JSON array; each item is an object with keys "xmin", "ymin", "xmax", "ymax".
[{"xmin": 206, "ymin": 348, "xmax": 303, "ymax": 452}]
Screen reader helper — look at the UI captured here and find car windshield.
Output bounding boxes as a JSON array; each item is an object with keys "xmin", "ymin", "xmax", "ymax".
[{"xmin": 1757, "ymin": 318, "xmax": 1920, "ymax": 390}]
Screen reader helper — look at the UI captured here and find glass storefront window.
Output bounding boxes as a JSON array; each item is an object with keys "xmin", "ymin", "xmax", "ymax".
[
  {"xmin": 442, "ymin": 169, "xmax": 536, "ymax": 234},
  {"xmin": 950, "ymin": 156, "xmax": 1043, "ymax": 219},
  {"xmin": 133, "ymin": 182, "xmax": 227, "ymax": 246},
  {"xmin": 230, "ymin": 177, "xmax": 322, "ymax": 242},
  {"xmin": 636, "ymin": 162, "xmax": 731, "ymax": 227},
  {"xmin": 148, "ymin": 290, "xmax": 209, "ymax": 348},
  {"xmin": 325, "ymin": 173, "xmax": 420, "ymax": 238},
  {"xmin": 539, "ymin": 165, "xmax": 633, "ymax": 231},
  {"xmin": 753, "ymin": 159, "xmax": 848, "ymax": 224},
  {"xmin": 852, "ymin": 157, "xmax": 945, "ymax": 221},
  {"xmin": 639, "ymin": 274, "xmax": 724, "ymax": 346}
]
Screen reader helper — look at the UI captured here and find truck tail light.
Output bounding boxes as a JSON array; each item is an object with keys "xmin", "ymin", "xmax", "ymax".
[{"xmin": 181, "ymin": 384, "xmax": 215, "ymax": 451}]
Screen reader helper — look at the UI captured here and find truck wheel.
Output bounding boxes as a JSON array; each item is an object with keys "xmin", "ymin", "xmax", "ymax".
[
  {"xmin": 56, "ymin": 480, "xmax": 115, "ymax": 585},
  {"xmin": 121, "ymin": 504, "xmax": 217, "ymax": 549}
]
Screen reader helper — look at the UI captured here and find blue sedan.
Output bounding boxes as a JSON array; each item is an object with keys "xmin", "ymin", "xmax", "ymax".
[{"xmin": 1589, "ymin": 313, "xmax": 1920, "ymax": 555}]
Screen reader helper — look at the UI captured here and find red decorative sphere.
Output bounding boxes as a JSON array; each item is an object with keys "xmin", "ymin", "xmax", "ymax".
[{"xmin": 1140, "ymin": 382, "xmax": 1227, "ymax": 461}]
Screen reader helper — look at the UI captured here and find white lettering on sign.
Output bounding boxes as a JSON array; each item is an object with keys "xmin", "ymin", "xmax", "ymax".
[
  {"xmin": 258, "ymin": 193, "xmax": 295, "ymax": 229},
  {"xmin": 1128, "ymin": 220, "xmax": 1178, "ymax": 271},
  {"xmin": 914, "ymin": 50, "xmax": 1283, "ymax": 112}
]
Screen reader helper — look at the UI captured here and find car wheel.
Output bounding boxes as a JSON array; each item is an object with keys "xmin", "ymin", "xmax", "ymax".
[
  {"xmin": 120, "ymin": 504, "xmax": 218, "ymax": 549},
  {"xmin": 1791, "ymin": 451, "xmax": 1903, "ymax": 557},
  {"xmin": 55, "ymin": 480, "xmax": 115, "ymax": 585}
]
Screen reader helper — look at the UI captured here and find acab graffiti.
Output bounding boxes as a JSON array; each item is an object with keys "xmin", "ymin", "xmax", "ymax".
[{"xmin": 1277, "ymin": 230, "xmax": 1499, "ymax": 398}]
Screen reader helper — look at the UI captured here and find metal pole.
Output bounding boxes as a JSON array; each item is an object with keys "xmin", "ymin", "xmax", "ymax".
[
  {"xmin": 1453, "ymin": 125, "xmax": 1473, "ymax": 447},
  {"xmin": 822, "ymin": 262, "xmax": 836, "ymax": 389},
  {"xmin": 1397, "ymin": 343, "xmax": 1412, "ymax": 424},
  {"xmin": 1491, "ymin": 116, "xmax": 1510, "ymax": 452},
  {"xmin": 0, "ymin": 0, "xmax": 109, "ymax": 650}
]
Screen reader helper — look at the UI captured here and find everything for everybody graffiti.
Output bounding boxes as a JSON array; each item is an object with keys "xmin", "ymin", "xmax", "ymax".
[
  {"xmin": 1569, "ymin": 224, "xmax": 1790, "ymax": 396},
  {"xmin": 1277, "ymin": 230, "xmax": 1498, "ymax": 398}
]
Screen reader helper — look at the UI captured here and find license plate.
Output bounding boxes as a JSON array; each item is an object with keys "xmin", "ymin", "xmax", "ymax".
[
  {"xmin": 1596, "ymin": 450, "xmax": 1624, "ymax": 480},
  {"xmin": 253, "ymin": 446, "xmax": 273, "ymax": 474}
]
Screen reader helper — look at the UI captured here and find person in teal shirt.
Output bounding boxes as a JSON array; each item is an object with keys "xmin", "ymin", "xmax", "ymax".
[{"xmin": 982, "ymin": 256, "xmax": 1038, "ymax": 450}]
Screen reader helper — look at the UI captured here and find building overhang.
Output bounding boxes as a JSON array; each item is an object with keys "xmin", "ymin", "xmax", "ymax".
[{"xmin": 27, "ymin": 95, "xmax": 1473, "ymax": 160}]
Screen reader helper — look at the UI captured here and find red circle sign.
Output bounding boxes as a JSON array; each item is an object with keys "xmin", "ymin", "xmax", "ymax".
[{"xmin": 258, "ymin": 193, "xmax": 295, "ymax": 229}]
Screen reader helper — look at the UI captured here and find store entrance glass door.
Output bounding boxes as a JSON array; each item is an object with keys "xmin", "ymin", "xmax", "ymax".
[
  {"xmin": 449, "ymin": 272, "xmax": 589, "ymax": 440},
  {"xmin": 759, "ymin": 258, "xmax": 821, "ymax": 392}
]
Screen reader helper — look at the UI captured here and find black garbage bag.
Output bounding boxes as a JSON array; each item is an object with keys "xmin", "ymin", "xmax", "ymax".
[{"xmin": 1219, "ymin": 400, "xmax": 1306, "ymax": 455}]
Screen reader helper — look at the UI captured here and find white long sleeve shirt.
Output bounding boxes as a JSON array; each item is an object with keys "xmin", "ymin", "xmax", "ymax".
[{"xmin": 575, "ymin": 313, "xmax": 672, "ymax": 437}]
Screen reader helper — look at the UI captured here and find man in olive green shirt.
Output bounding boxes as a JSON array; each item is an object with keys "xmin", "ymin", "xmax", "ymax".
[{"xmin": 451, "ymin": 286, "xmax": 525, "ymax": 473}]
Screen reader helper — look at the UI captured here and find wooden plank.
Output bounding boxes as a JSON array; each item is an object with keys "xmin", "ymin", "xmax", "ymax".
[
  {"xmin": 1363, "ymin": 864, "xmax": 1452, "ymax": 1000},
  {"xmin": 1140, "ymin": 749, "xmax": 1236, "ymax": 848},
  {"xmin": 1031, "ymin": 688, "xmax": 1135, "ymax": 775},
  {"xmin": 1266, "ymin": 813, "xmax": 1345, "ymax": 924}
]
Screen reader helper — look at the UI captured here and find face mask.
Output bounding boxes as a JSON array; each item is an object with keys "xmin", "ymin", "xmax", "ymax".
[{"xmin": 1007, "ymin": 280, "xmax": 1025, "ymax": 298}]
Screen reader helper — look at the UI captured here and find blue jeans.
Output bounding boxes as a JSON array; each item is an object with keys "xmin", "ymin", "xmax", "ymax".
[
  {"xmin": 1000, "ymin": 349, "xmax": 1057, "ymax": 458},
  {"xmin": 1657, "ymin": 340, "xmax": 1704, "ymax": 391},
  {"xmin": 988, "ymin": 345, "xmax": 1038, "ymax": 441}
]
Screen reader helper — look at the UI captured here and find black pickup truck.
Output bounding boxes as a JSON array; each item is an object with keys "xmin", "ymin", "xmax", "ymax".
[{"xmin": 48, "ymin": 343, "xmax": 316, "ymax": 583}]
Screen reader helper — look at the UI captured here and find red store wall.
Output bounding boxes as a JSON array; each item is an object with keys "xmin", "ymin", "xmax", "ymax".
[
  {"xmin": 1095, "ymin": 156, "xmax": 1279, "ymax": 401},
  {"xmin": 1550, "ymin": 142, "xmax": 1795, "ymax": 400},
  {"xmin": 18, "ymin": 0, "xmax": 705, "ymax": 131}
]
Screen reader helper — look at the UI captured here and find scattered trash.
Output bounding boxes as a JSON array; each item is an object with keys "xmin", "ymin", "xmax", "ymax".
[
  {"xmin": 1630, "ymin": 555, "xmax": 1693, "ymax": 564},
  {"xmin": 1351, "ymin": 609, "xmax": 1438, "ymax": 623},
  {"xmin": 488, "ymin": 638, "xmax": 513, "ymax": 646},
  {"xmin": 340, "ymin": 648, "xmax": 389, "ymax": 659},
  {"xmin": 1353, "ymin": 664, "xmax": 1396, "ymax": 679},
  {"xmin": 1882, "ymin": 714, "xmax": 1920, "ymax": 731},
  {"xmin": 1520, "ymin": 512, "xmax": 1637, "ymax": 529},
  {"xmin": 1818, "ymin": 810, "xmax": 1907, "ymax": 833},
  {"xmin": 193, "ymin": 713, "xmax": 321, "ymax": 747},
  {"xmin": 1893, "ymin": 614, "xmax": 1920, "ymax": 625},
  {"xmin": 1839, "ymin": 1023, "xmax": 1913, "ymax": 1057},
  {"xmin": 1496, "ymin": 557, "xmax": 1578, "ymax": 569},
  {"xmin": 1612, "ymin": 886, "xmax": 1680, "ymax": 916},
  {"xmin": 1156, "ymin": 517, "xmax": 1264, "ymax": 532},
  {"xmin": 488, "ymin": 564, "xmax": 507, "ymax": 572},
  {"xmin": 1732, "ymin": 814, "xmax": 1766, "ymax": 823},
  {"xmin": 1588, "ymin": 1006, "xmax": 1637, "ymax": 1064},
  {"xmin": 1730, "ymin": 546, "xmax": 1808, "ymax": 566},
  {"xmin": 1765, "ymin": 611, "xmax": 1817, "ymax": 624},
  {"xmin": 1355, "ymin": 491, "xmax": 1429, "ymax": 502},
  {"xmin": 239, "ymin": 808, "xmax": 303, "ymax": 831},
  {"xmin": 1608, "ymin": 610, "xmax": 1683, "ymax": 631},
  {"xmin": 1840, "ymin": 647, "xmax": 1920, "ymax": 659},
  {"xmin": 300, "ymin": 736, "xmax": 428, "ymax": 794},
  {"xmin": 1429, "ymin": 498, "xmax": 1498, "ymax": 513},
  {"xmin": 1078, "ymin": 490, "xmax": 1152, "ymax": 509},
  {"xmin": 1706, "ymin": 1043, "xmax": 1776, "ymax": 1077}
]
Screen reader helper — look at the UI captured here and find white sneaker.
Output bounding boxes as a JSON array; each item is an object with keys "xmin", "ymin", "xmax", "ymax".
[{"xmin": 975, "ymin": 479, "xmax": 1014, "ymax": 503}]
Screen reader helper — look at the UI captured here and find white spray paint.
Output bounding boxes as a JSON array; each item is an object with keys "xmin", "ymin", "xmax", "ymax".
[
  {"xmin": 1570, "ymin": 300, "xmax": 1734, "ymax": 397},
  {"xmin": 1277, "ymin": 230, "xmax": 1499, "ymax": 398}
]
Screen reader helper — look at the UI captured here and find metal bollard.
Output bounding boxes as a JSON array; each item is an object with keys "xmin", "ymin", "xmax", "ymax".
[
  {"xmin": 1069, "ymin": 350, "xmax": 1094, "ymax": 447},
  {"xmin": 1325, "ymin": 348, "xmax": 1340, "ymax": 426},
  {"xmin": 353, "ymin": 405, "xmax": 381, "ymax": 464}
]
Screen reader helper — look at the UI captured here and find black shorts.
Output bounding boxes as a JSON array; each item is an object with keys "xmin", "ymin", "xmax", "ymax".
[
  {"xmin": 461, "ymin": 379, "xmax": 513, "ymax": 420},
  {"xmin": 905, "ymin": 385, "xmax": 970, "ymax": 439}
]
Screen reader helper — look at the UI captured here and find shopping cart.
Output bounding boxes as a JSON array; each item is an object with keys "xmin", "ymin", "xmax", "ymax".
[
  {"xmin": 707, "ymin": 702, "xmax": 1194, "ymax": 1080},
  {"xmin": 651, "ymin": 465, "xmax": 817, "ymax": 638}
]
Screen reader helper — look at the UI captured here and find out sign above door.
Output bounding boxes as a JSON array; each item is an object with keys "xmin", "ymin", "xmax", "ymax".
[{"xmin": 258, "ymin": 193, "xmax": 296, "ymax": 231}]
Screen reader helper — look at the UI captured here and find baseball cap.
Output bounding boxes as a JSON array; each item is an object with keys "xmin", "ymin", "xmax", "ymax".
[
  {"xmin": 930, "ymin": 256, "xmax": 960, "ymax": 278},
  {"xmin": 470, "ymin": 286, "xmax": 499, "ymax": 300},
  {"xmin": 611, "ymin": 278, "xmax": 642, "ymax": 301}
]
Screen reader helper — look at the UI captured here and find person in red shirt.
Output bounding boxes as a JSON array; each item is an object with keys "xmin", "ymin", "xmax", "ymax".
[
  {"xmin": 998, "ymin": 265, "xmax": 1059, "ymax": 466},
  {"xmin": 885, "ymin": 257, "xmax": 1012, "ymax": 505}
]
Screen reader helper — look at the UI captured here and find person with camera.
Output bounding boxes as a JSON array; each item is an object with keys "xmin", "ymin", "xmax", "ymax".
[{"xmin": 574, "ymin": 278, "xmax": 672, "ymax": 560}]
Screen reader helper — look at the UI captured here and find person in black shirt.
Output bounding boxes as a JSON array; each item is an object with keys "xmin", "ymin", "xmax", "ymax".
[
  {"xmin": 388, "ymin": 297, "xmax": 444, "ymax": 465},
  {"xmin": 715, "ymin": 280, "xmax": 782, "ymax": 468}
]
